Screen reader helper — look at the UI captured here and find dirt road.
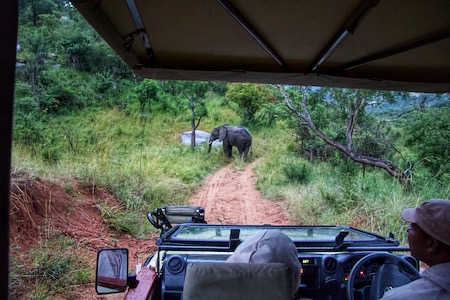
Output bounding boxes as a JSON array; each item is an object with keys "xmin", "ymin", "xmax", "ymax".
[{"xmin": 190, "ymin": 160, "xmax": 297, "ymax": 225}]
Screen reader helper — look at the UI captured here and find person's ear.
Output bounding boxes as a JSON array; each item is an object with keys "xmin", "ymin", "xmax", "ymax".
[{"xmin": 426, "ymin": 236, "xmax": 439, "ymax": 252}]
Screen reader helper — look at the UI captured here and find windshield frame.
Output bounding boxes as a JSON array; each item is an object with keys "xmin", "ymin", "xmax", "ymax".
[{"xmin": 156, "ymin": 224, "xmax": 404, "ymax": 252}]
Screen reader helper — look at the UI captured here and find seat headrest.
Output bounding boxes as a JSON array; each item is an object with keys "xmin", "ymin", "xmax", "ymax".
[{"xmin": 182, "ymin": 262, "xmax": 292, "ymax": 300}]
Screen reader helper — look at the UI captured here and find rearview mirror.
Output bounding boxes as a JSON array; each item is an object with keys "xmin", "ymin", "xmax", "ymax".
[{"xmin": 96, "ymin": 248, "xmax": 128, "ymax": 294}]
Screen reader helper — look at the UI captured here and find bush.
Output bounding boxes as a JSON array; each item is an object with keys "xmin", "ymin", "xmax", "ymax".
[
  {"xmin": 13, "ymin": 113, "xmax": 46, "ymax": 145},
  {"xmin": 405, "ymin": 106, "xmax": 450, "ymax": 178},
  {"xmin": 283, "ymin": 160, "xmax": 312, "ymax": 184},
  {"xmin": 39, "ymin": 67, "xmax": 91, "ymax": 113}
]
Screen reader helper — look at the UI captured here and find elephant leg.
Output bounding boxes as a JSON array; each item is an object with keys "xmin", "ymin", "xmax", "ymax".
[
  {"xmin": 243, "ymin": 146, "xmax": 250, "ymax": 160},
  {"xmin": 227, "ymin": 144, "xmax": 233, "ymax": 158},
  {"xmin": 222, "ymin": 145, "xmax": 228, "ymax": 157},
  {"xmin": 238, "ymin": 148, "xmax": 244, "ymax": 159},
  {"xmin": 223, "ymin": 141, "xmax": 232, "ymax": 158}
]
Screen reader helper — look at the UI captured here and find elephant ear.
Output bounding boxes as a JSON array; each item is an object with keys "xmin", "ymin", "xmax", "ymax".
[{"xmin": 218, "ymin": 127, "xmax": 227, "ymax": 141}]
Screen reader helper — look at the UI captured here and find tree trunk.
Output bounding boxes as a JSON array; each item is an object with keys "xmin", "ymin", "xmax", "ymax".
[
  {"xmin": 277, "ymin": 85, "xmax": 412, "ymax": 189},
  {"xmin": 190, "ymin": 97, "xmax": 196, "ymax": 150}
]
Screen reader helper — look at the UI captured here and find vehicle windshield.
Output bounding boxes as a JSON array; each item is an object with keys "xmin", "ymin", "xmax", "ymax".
[
  {"xmin": 154, "ymin": 224, "xmax": 404, "ymax": 251},
  {"xmin": 170, "ymin": 224, "xmax": 377, "ymax": 242}
]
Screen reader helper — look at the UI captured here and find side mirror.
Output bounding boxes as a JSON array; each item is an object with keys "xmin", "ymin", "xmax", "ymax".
[{"xmin": 96, "ymin": 248, "xmax": 129, "ymax": 294}]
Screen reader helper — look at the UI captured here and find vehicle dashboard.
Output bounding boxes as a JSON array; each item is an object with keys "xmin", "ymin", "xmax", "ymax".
[
  {"xmin": 154, "ymin": 251, "xmax": 417, "ymax": 300},
  {"xmin": 148, "ymin": 223, "xmax": 418, "ymax": 300}
]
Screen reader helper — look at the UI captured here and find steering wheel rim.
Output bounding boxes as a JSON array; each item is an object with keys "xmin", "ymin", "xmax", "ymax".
[{"xmin": 346, "ymin": 252, "xmax": 420, "ymax": 300}]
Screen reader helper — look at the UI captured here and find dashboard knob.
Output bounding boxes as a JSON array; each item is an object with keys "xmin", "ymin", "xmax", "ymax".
[{"xmin": 324, "ymin": 277, "xmax": 339, "ymax": 294}]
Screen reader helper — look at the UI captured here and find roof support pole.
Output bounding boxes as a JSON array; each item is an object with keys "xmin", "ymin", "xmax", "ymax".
[
  {"xmin": 306, "ymin": 0, "xmax": 380, "ymax": 74},
  {"xmin": 217, "ymin": 0, "xmax": 290, "ymax": 71},
  {"xmin": 332, "ymin": 29, "xmax": 450, "ymax": 73}
]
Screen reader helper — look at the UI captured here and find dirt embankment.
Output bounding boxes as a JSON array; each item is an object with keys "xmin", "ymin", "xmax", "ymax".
[
  {"xmin": 9, "ymin": 159, "xmax": 297, "ymax": 298},
  {"xmin": 9, "ymin": 173, "xmax": 157, "ymax": 299}
]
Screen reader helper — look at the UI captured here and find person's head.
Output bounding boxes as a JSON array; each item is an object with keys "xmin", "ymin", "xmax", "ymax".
[
  {"xmin": 401, "ymin": 199, "xmax": 450, "ymax": 266},
  {"xmin": 226, "ymin": 229, "xmax": 301, "ymax": 295}
]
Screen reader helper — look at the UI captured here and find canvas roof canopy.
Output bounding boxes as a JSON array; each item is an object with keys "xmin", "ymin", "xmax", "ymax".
[{"xmin": 72, "ymin": 0, "xmax": 449, "ymax": 93}]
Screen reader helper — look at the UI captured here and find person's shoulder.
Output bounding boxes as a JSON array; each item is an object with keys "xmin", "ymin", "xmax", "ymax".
[{"xmin": 423, "ymin": 262, "xmax": 450, "ymax": 292}]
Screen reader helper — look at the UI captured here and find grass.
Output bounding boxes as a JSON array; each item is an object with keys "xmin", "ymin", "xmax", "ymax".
[
  {"xmin": 10, "ymin": 236, "xmax": 91, "ymax": 300},
  {"xmin": 249, "ymin": 126, "xmax": 448, "ymax": 246}
]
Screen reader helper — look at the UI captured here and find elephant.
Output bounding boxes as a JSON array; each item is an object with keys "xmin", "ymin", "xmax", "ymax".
[{"xmin": 208, "ymin": 124, "xmax": 252, "ymax": 160}]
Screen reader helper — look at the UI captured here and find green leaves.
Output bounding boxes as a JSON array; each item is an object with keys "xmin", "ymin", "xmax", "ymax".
[
  {"xmin": 225, "ymin": 83, "xmax": 276, "ymax": 125},
  {"xmin": 405, "ymin": 105, "xmax": 450, "ymax": 178}
]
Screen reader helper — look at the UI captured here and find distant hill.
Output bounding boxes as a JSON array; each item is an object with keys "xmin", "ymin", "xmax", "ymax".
[{"xmin": 367, "ymin": 93, "xmax": 450, "ymax": 115}]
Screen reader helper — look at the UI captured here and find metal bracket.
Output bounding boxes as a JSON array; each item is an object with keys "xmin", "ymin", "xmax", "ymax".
[{"xmin": 125, "ymin": 0, "xmax": 157, "ymax": 67}]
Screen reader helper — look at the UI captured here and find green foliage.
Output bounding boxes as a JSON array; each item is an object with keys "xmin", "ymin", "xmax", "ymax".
[
  {"xmin": 182, "ymin": 81, "xmax": 210, "ymax": 129},
  {"xmin": 135, "ymin": 79, "xmax": 160, "ymax": 114},
  {"xmin": 256, "ymin": 100, "xmax": 290, "ymax": 127},
  {"xmin": 19, "ymin": 0, "xmax": 61, "ymax": 26},
  {"xmin": 142, "ymin": 178, "xmax": 190, "ymax": 207},
  {"xmin": 283, "ymin": 159, "xmax": 312, "ymax": 184},
  {"xmin": 404, "ymin": 106, "xmax": 450, "ymax": 179},
  {"xmin": 225, "ymin": 83, "xmax": 276, "ymax": 125},
  {"xmin": 13, "ymin": 111, "xmax": 46, "ymax": 145},
  {"xmin": 282, "ymin": 87, "xmax": 402, "ymax": 174},
  {"xmin": 13, "ymin": 107, "xmax": 228, "ymax": 238},
  {"xmin": 96, "ymin": 204, "xmax": 142, "ymax": 236}
]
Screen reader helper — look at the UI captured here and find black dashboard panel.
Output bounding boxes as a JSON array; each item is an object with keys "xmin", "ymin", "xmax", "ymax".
[{"xmin": 160, "ymin": 252, "xmax": 418, "ymax": 300}]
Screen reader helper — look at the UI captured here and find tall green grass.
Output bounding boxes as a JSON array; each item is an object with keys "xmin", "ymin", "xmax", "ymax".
[{"xmin": 252, "ymin": 126, "xmax": 449, "ymax": 246}]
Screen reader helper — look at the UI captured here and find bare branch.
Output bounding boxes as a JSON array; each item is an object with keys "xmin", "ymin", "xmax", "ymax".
[{"xmin": 277, "ymin": 85, "xmax": 410, "ymax": 188}]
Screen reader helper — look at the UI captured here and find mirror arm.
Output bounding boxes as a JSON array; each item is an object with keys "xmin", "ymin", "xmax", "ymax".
[{"xmin": 127, "ymin": 273, "xmax": 139, "ymax": 289}]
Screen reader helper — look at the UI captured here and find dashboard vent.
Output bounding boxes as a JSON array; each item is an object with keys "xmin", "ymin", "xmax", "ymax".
[
  {"xmin": 323, "ymin": 256, "xmax": 338, "ymax": 273},
  {"xmin": 166, "ymin": 255, "xmax": 185, "ymax": 274}
]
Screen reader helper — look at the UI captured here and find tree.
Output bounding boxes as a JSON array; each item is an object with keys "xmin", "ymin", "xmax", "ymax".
[
  {"xmin": 16, "ymin": 28, "xmax": 47, "ymax": 101},
  {"xmin": 19, "ymin": 0, "xmax": 60, "ymax": 26},
  {"xmin": 182, "ymin": 82, "xmax": 209, "ymax": 149},
  {"xmin": 225, "ymin": 83, "xmax": 275, "ymax": 125},
  {"xmin": 158, "ymin": 81, "xmax": 211, "ymax": 149},
  {"xmin": 134, "ymin": 80, "xmax": 160, "ymax": 115},
  {"xmin": 404, "ymin": 105, "xmax": 450, "ymax": 178},
  {"xmin": 278, "ymin": 85, "xmax": 412, "ymax": 188}
]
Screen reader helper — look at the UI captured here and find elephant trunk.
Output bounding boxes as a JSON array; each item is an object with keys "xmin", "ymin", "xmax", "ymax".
[{"xmin": 208, "ymin": 141, "xmax": 212, "ymax": 153}]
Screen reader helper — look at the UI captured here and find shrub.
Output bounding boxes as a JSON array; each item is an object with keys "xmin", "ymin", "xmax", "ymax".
[{"xmin": 283, "ymin": 160, "xmax": 312, "ymax": 184}]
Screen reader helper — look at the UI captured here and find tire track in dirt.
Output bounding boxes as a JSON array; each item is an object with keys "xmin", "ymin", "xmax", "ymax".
[{"xmin": 190, "ymin": 159, "xmax": 298, "ymax": 225}]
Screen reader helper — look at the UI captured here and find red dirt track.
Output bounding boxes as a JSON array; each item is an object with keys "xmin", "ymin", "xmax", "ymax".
[{"xmin": 190, "ymin": 160, "xmax": 297, "ymax": 225}]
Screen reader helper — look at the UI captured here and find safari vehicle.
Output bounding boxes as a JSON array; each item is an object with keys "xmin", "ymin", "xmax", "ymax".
[
  {"xmin": 96, "ymin": 205, "xmax": 421, "ymax": 300},
  {"xmin": 1, "ymin": 1, "xmax": 449, "ymax": 300}
]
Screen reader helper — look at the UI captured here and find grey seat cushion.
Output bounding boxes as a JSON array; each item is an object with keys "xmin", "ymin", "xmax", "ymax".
[{"xmin": 182, "ymin": 262, "xmax": 292, "ymax": 300}]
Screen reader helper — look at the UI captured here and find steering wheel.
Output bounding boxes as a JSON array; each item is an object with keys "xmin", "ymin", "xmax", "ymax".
[{"xmin": 346, "ymin": 252, "xmax": 420, "ymax": 300}]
